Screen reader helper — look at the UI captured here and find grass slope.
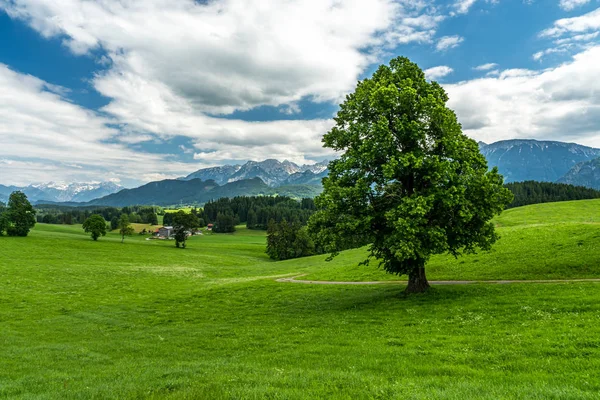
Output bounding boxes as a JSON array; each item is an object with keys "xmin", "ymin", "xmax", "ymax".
[
  {"xmin": 302, "ymin": 199, "xmax": 600, "ymax": 282},
  {"xmin": 0, "ymin": 199, "xmax": 599, "ymax": 398}
]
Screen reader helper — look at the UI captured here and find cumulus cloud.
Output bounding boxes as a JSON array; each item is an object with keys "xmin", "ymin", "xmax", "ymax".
[
  {"xmin": 559, "ymin": 0, "xmax": 591, "ymax": 11},
  {"xmin": 446, "ymin": 46, "xmax": 600, "ymax": 148},
  {"xmin": 0, "ymin": 64, "xmax": 194, "ymax": 186},
  {"xmin": 1, "ymin": 0, "xmax": 443, "ymax": 114},
  {"xmin": 436, "ymin": 35, "xmax": 464, "ymax": 51},
  {"xmin": 424, "ymin": 66, "xmax": 454, "ymax": 80},
  {"xmin": 0, "ymin": 0, "xmax": 450, "ymax": 184}
]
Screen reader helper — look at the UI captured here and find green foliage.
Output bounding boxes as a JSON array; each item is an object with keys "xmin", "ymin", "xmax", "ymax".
[
  {"xmin": 204, "ymin": 196, "xmax": 315, "ymax": 230},
  {"xmin": 266, "ymin": 219, "xmax": 315, "ymax": 260},
  {"xmin": 110, "ymin": 216, "xmax": 119, "ymax": 230},
  {"xmin": 5, "ymin": 191, "xmax": 36, "ymax": 237},
  {"xmin": 309, "ymin": 56, "xmax": 513, "ymax": 292},
  {"xmin": 118, "ymin": 214, "xmax": 135, "ymax": 243},
  {"xmin": 172, "ymin": 211, "xmax": 200, "ymax": 248},
  {"xmin": 213, "ymin": 213, "xmax": 236, "ymax": 233},
  {"xmin": 82, "ymin": 214, "xmax": 107, "ymax": 241},
  {"xmin": 35, "ymin": 205, "xmax": 159, "ymax": 227},
  {"xmin": 0, "ymin": 202, "xmax": 7, "ymax": 236},
  {"xmin": 505, "ymin": 181, "xmax": 600, "ymax": 208}
]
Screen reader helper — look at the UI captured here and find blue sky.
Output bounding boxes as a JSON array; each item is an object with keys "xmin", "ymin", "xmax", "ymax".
[{"xmin": 1, "ymin": 0, "xmax": 600, "ymax": 187}]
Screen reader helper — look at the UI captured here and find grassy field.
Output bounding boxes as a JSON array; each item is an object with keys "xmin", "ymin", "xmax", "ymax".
[
  {"xmin": 163, "ymin": 208, "xmax": 195, "ymax": 214},
  {"xmin": 0, "ymin": 200, "xmax": 599, "ymax": 398}
]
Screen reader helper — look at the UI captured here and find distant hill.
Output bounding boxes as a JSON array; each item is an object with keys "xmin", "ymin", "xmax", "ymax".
[
  {"xmin": 182, "ymin": 159, "xmax": 329, "ymax": 187},
  {"xmin": 479, "ymin": 140, "xmax": 600, "ymax": 183},
  {"xmin": 0, "ymin": 182, "xmax": 122, "ymax": 204},
  {"xmin": 558, "ymin": 158, "xmax": 600, "ymax": 190},
  {"xmin": 52, "ymin": 178, "xmax": 321, "ymax": 207}
]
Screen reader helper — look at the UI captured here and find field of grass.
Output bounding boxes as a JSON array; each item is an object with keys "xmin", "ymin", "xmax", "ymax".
[
  {"xmin": 163, "ymin": 208, "xmax": 195, "ymax": 214},
  {"xmin": 1, "ymin": 199, "xmax": 599, "ymax": 398}
]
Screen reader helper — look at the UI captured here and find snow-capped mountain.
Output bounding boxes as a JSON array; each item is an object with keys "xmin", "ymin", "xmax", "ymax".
[
  {"xmin": 0, "ymin": 182, "xmax": 123, "ymax": 204},
  {"xmin": 182, "ymin": 159, "xmax": 330, "ymax": 187},
  {"xmin": 479, "ymin": 140, "xmax": 600, "ymax": 183}
]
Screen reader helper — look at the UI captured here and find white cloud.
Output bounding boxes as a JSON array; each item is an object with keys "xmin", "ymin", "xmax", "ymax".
[
  {"xmin": 454, "ymin": 0, "xmax": 479, "ymax": 14},
  {"xmin": 445, "ymin": 46, "xmax": 600, "ymax": 148},
  {"xmin": 424, "ymin": 66, "xmax": 454, "ymax": 80},
  {"xmin": 1, "ymin": 0, "xmax": 443, "ymax": 115},
  {"xmin": 559, "ymin": 0, "xmax": 591, "ymax": 11},
  {"xmin": 540, "ymin": 7, "xmax": 600, "ymax": 38},
  {"xmin": 535, "ymin": 11, "xmax": 600, "ymax": 61},
  {"xmin": 0, "ymin": 0, "xmax": 450, "ymax": 185},
  {"xmin": 436, "ymin": 35, "xmax": 464, "ymax": 51},
  {"xmin": 474, "ymin": 63, "xmax": 498, "ymax": 71},
  {"xmin": 0, "ymin": 64, "xmax": 196, "ymax": 186}
]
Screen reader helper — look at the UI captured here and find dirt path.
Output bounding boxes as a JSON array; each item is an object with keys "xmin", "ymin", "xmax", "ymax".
[{"xmin": 276, "ymin": 275, "xmax": 600, "ymax": 285}]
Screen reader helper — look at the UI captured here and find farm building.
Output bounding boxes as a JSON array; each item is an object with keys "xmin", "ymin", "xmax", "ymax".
[{"xmin": 158, "ymin": 226, "xmax": 173, "ymax": 238}]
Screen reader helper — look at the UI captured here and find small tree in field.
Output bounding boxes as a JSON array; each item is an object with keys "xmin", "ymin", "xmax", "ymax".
[
  {"xmin": 118, "ymin": 214, "xmax": 135, "ymax": 243},
  {"xmin": 172, "ymin": 211, "xmax": 200, "ymax": 248},
  {"xmin": 6, "ymin": 191, "xmax": 36, "ymax": 237},
  {"xmin": 83, "ymin": 214, "xmax": 107, "ymax": 241},
  {"xmin": 309, "ymin": 56, "xmax": 513, "ymax": 293}
]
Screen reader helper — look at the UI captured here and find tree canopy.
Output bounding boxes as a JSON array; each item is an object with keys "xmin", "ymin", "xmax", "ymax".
[
  {"xmin": 266, "ymin": 219, "xmax": 315, "ymax": 261},
  {"xmin": 4, "ymin": 191, "xmax": 36, "ymax": 237},
  {"xmin": 118, "ymin": 214, "xmax": 135, "ymax": 243},
  {"xmin": 171, "ymin": 211, "xmax": 200, "ymax": 248},
  {"xmin": 82, "ymin": 214, "xmax": 107, "ymax": 241},
  {"xmin": 309, "ymin": 56, "xmax": 513, "ymax": 293}
]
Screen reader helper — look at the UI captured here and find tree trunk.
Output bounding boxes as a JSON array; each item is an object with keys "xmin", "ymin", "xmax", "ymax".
[{"xmin": 405, "ymin": 266, "xmax": 430, "ymax": 294}]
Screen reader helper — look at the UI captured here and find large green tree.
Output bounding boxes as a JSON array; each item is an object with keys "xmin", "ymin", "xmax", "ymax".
[
  {"xmin": 83, "ymin": 214, "xmax": 107, "ymax": 241},
  {"xmin": 5, "ymin": 191, "xmax": 36, "ymax": 237},
  {"xmin": 309, "ymin": 57, "xmax": 513, "ymax": 293}
]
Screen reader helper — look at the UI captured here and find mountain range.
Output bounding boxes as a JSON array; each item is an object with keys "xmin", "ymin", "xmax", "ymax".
[
  {"xmin": 479, "ymin": 140, "xmax": 600, "ymax": 183},
  {"xmin": 45, "ymin": 178, "xmax": 323, "ymax": 208},
  {"xmin": 3, "ymin": 139, "xmax": 600, "ymax": 207},
  {"xmin": 181, "ymin": 159, "xmax": 329, "ymax": 187},
  {"xmin": 0, "ymin": 182, "xmax": 122, "ymax": 204},
  {"xmin": 558, "ymin": 158, "xmax": 600, "ymax": 190}
]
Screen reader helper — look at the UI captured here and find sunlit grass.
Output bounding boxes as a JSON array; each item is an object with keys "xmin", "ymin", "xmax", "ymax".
[{"xmin": 1, "ymin": 200, "xmax": 599, "ymax": 398}]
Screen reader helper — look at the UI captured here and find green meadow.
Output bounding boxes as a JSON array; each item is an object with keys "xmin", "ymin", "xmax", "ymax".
[{"xmin": 1, "ymin": 200, "xmax": 600, "ymax": 399}]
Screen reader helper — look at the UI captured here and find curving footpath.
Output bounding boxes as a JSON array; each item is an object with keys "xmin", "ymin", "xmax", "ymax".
[{"xmin": 276, "ymin": 275, "xmax": 600, "ymax": 285}]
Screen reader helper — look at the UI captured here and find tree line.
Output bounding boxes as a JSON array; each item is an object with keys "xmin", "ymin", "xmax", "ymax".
[
  {"xmin": 505, "ymin": 181, "xmax": 600, "ymax": 208},
  {"xmin": 35, "ymin": 205, "xmax": 160, "ymax": 228},
  {"xmin": 203, "ymin": 196, "xmax": 316, "ymax": 231}
]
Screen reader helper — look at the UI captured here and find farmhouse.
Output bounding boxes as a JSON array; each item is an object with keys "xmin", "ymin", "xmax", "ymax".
[{"xmin": 158, "ymin": 226, "xmax": 173, "ymax": 238}]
